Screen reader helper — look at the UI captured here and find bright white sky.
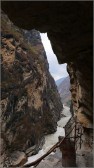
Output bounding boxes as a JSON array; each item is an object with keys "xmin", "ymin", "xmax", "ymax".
[{"xmin": 40, "ymin": 33, "xmax": 68, "ymax": 81}]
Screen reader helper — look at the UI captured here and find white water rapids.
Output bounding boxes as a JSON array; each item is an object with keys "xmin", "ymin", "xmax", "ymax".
[{"xmin": 24, "ymin": 105, "xmax": 71, "ymax": 167}]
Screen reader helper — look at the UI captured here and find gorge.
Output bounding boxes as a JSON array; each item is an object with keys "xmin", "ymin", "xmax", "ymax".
[
  {"xmin": 1, "ymin": 12, "xmax": 62, "ymax": 167},
  {"xmin": 1, "ymin": 1, "xmax": 93, "ymax": 167}
]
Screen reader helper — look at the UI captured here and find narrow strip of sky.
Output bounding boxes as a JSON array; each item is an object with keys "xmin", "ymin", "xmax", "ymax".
[{"xmin": 40, "ymin": 33, "xmax": 68, "ymax": 81}]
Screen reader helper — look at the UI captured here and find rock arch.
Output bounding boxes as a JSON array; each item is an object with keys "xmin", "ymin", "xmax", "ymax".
[
  {"xmin": 1, "ymin": 2, "xmax": 93, "ymax": 166},
  {"xmin": 2, "ymin": 1, "xmax": 93, "ymax": 128}
]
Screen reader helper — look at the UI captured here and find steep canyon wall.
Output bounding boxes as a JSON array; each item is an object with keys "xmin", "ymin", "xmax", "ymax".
[
  {"xmin": 1, "ymin": 1, "xmax": 93, "ymax": 129},
  {"xmin": 1, "ymin": 1, "xmax": 93, "ymax": 166},
  {"xmin": 1, "ymin": 13, "xmax": 62, "ymax": 167}
]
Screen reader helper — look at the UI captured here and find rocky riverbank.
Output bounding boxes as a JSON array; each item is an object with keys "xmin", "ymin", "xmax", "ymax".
[
  {"xmin": 24, "ymin": 106, "xmax": 71, "ymax": 167},
  {"xmin": 25, "ymin": 106, "xmax": 93, "ymax": 168}
]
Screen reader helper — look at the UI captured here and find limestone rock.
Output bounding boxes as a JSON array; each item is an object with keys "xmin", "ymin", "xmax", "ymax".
[
  {"xmin": 67, "ymin": 61, "xmax": 93, "ymax": 128},
  {"xmin": 1, "ymin": 2, "xmax": 93, "ymax": 166},
  {"xmin": 1, "ymin": 13, "xmax": 62, "ymax": 166},
  {"xmin": 1, "ymin": 1, "xmax": 93, "ymax": 63},
  {"xmin": 1, "ymin": 1, "xmax": 93, "ymax": 129}
]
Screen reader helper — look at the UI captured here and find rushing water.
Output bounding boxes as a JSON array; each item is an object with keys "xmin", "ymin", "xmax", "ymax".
[{"xmin": 24, "ymin": 106, "xmax": 71, "ymax": 166}]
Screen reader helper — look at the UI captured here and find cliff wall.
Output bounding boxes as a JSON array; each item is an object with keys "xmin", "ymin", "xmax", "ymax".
[
  {"xmin": 1, "ymin": 13, "xmax": 62, "ymax": 167},
  {"xmin": 1, "ymin": 1, "xmax": 93, "ymax": 166},
  {"xmin": 1, "ymin": 1, "xmax": 93, "ymax": 129}
]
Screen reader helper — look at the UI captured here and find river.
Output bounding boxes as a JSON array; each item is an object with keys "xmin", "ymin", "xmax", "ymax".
[{"xmin": 24, "ymin": 105, "xmax": 71, "ymax": 167}]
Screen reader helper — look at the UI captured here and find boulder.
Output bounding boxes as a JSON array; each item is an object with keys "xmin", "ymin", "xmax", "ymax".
[{"xmin": 10, "ymin": 151, "xmax": 27, "ymax": 166}]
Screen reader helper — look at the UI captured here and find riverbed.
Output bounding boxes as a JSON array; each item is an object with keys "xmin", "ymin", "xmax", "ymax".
[{"xmin": 24, "ymin": 105, "xmax": 71, "ymax": 167}]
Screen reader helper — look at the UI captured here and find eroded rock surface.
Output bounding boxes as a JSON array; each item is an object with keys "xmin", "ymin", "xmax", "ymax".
[
  {"xmin": 1, "ymin": 1, "xmax": 93, "ymax": 129},
  {"xmin": 1, "ymin": 1, "xmax": 93, "ymax": 167},
  {"xmin": 67, "ymin": 59, "xmax": 93, "ymax": 128},
  {"xmin": 1, "ymin": 13, "xmax": 62, "ymax": 167}
]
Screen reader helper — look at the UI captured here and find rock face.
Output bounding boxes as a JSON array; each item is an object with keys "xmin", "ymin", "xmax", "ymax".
[
  {"xmin": 1, "ymin": 13, "xmax": 62, "ymax": 167},
  {"xmin": 57, "ymin": 76, "xmax": 71, "ymax": 107},
  {"xmin": 1, "ymin": 1, "xmax": 93, "ymax": 166},
  {"xmin": 1, "ymin": 1, "xmax": 93, "ymax": 129},
  {"xmin": 67, "ymin": 60, "xmax": 93, "ymax": 129}
]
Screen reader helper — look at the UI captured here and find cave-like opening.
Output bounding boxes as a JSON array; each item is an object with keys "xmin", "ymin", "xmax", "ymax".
[
  {"xmin": 1, "ymin": 1, "xmax": 93, "ymax": 167},
  {"xmin": 40, "ymin": 33, "xmax": 71, "ymax": 108}
]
